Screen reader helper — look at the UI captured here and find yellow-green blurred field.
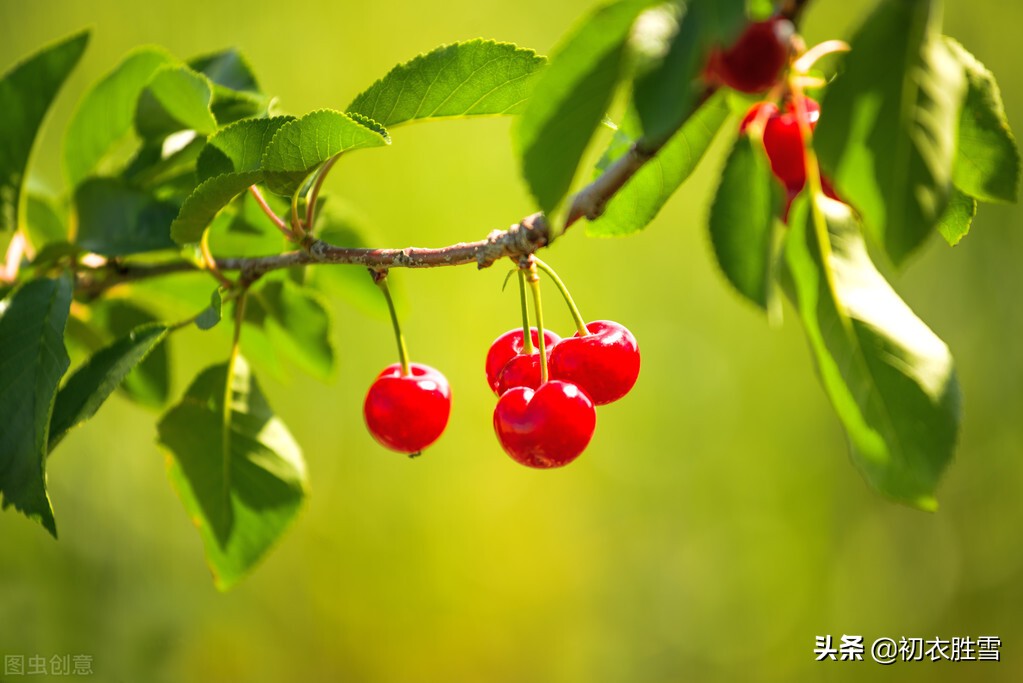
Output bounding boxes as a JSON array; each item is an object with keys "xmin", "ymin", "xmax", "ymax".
[{"xmin": 1, "ymin": 1, "xmax": 1021, "ymax": 681}]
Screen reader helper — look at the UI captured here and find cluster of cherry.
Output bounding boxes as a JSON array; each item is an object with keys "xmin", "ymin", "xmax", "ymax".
[
  {"xmin": 359, "ymin": 12, "xmax": 830, "ymax": 466},
  {"xmin": 485, "ymin": 321, "xmax": 639, "ymax": 468},
  {"xmin": 706, "ymin": 15, "xmax": 837, "ymax": 211}
]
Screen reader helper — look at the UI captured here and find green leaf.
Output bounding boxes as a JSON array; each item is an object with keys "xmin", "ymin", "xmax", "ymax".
[
  {"xmin": 25, "ymin": 192, "xmax": 68, "ymax": 251},
  {"xmin": 588, "ymin": 90, "xmax": 730, "ymax": 237},
  {"xmin": 631, "ymin": 0, "xmax": 744, "ymax": 146},
  {"xmin": 0, "ymin": 30, "xmax": 89, "ymax": 232},
  {"xmin": 74, "ymin": 177, "xmax": 178, "ymax": 256},
  {"xmin": 195, "ymin": 288, "xmax": 223, "ymax": 331},
  {"xmin": 250, "ymin": 279, "xmax": 334, "ymax": 380},
  {"xmin": 261, "ymin": 110, "xmax": 390, "ymax": 196},
  {"xmin": 815, "ymin": 0, "xmax": 965, "ymax": 265},
  {"xmin": 63, "ymin": 46, "xmax": 175, "ymax": 189},
  {"xmin": 48, "ymin": 324, "xmax": 168, "ymax": 452},
  {"xmin": 197, "ymin": 116, "xmax": 295, "ymax": 183},
  {"xmin": 513, "ymin": 0, "xmax": 656, "ymax": 214},
  {"xmin": 135, "ymin": 65, "xmax": 218, "ymax": 139},
  {"xmin": 0, "ymin": 275, "xmax": 72, "ymax": 535},
  {"xmin": 708, "ymin": 134, "xmax": 784, "ymax": 308},
  {"xmin": 937, "ymin": 187, "xmax": 976, "ymax": 246},
  {"xmin": 944, "ymin": 37, "xmax": 1020, "ymax": 204},
  {"xmin": 89, "ymin": 300, "xmax": 171, "ymax": 409},
  {"xmin": 157, "ymin": 357, "xmax": 308, "ymax": 590},
  {"xmin": 347, "ymin": 40, "xmax": 545, "ymax": 128},
  {"xmin": 782, "ymin": 195, "xmax": 960, "ymax": 509},
  {"xmin": 169, "ymin": 114, "xmax": 295, "ymax": 245},
  {"xmin": 190, "ymin": 47, "xmax": 260, "ymax": 93}
]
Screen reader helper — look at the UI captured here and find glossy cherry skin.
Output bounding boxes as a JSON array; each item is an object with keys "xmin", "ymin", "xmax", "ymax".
[
  {"xmin": 496, "ymin": 353, "xmax": 546, "ymax": 395},
  {"xmin": 493, "ymin": 381, "xmax": 596, "ymax": 469},
  {"xmin": 706, "ymin": 18, "xmax": 793, "ymax": 93},
  {"xmin": 549, "ymin": 320, "xmax": 640, "ymax": 406},
  {"xmin": 364, "ymin": 363, "xmax": 451, "ymax": 454},
  {"xmin": 485, "ymin": 327, "xmax": 561, "ymax": 395},
  {"xmin": 761, "ymin": 98, "xmax": 820, "ymax": 192}
]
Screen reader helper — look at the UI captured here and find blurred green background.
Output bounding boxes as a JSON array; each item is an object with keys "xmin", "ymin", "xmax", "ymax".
[{"xmin": 2, "ymin": 0, "xmax": 1021, "ymax": 681}]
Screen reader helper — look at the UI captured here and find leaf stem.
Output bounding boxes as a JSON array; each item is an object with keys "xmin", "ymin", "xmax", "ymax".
[
  {"xmin": 248, "ymin": 185, "xmax": 295, "ymax": 240},
  {"xmin": 517, "ymin": 269, "xmax": 535, "ymax": 354},
  {"xmin": 200, "ymin": 229, "xmax": 233, "ymax": 288},
  {"xmin": 524, "ymin": 259, "xmax": 548, "ymax": 384},
  {"xmin": 305, "ymin": 155, "xmax": 339, "ymax": 231},
  {"xmin": 531, "ymin": 257, "xmax": 588, "ymax": 335},
  {"xmin": 373, "ymin": 270, "xmax": 410, "ymax": 376}
]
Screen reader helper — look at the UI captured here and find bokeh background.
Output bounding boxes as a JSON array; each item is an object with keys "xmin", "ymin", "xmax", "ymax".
[{"xmin": 1, "ymin": 0, "xmax": 1021, "ymax": 681}]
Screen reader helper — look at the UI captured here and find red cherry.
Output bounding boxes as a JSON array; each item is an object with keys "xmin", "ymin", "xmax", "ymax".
[
  {"xmin": 739, "ymin": 101, "xmax": 779, "ymax": 134},
  {"xmin": 549, "ymin": 320, "xmax": 640, "ymax": 406},
  {"xmin": 495, "ymin": 353, "xmax": 547, "ymax": 395},
  {"xmin": 706, "ymin": 18, "xmax": 793, "ymax": 93},
  {"xmin": 761, "ymin": 97, "xmax": 820, "ymax": 192},
  {"xmin": 485, "ymin": 327, "xmax": 561, "ymax": 395},
  {"xmin": 493, "ymin": 381, "xmax": 596, "ymax": 468},
  {"xmin": 364, "ymin": 363, "xmax": 451, "ymax": 454}
]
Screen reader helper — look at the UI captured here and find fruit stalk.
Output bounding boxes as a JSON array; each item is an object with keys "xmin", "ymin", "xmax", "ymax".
[
  {"xmin": 524, "ymin": 260, "xmax": 548, "ymax": 385},
  {"xmin": 517, "ymin": 269, "xmax": 535, "ymax": 355},
  {"xmin": 532, "ymin": 257, "xmax": 588, "ymax": 336},
  {"xmin": 373, "ymin": 269, "xmax": 411, "ymax": 376}
]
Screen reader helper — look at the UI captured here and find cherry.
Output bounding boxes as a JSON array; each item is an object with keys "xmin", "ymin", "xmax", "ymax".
[
  {"xmin": 706, "ymin": 18, "xmax": 793, "ymax": 93},
  {"xmin": 364, "ymin": 362, "xmax": 451, "ymax": 454},
  {"xmin": 549, "ymin": 320, "xmax": 640, "ymax": 406},
  {"xmin": 485, "ymin": 327, "xmax": 561, "ymax": 395},
  {"xmin": 493, "ymin": 381, "xmax": 596, "ymax": 468},
  {"xmin": 743, "ymin": 98, "xmax": 820, "ymax": 193},
  {"xmin": 495, "ymin": 353, "xmax": 546, "ymax": 395}
]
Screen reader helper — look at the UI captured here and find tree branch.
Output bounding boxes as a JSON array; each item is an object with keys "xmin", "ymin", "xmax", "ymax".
[{"xmin": 75, "ymin": 213, "xmax": 551, "ymax": 297}]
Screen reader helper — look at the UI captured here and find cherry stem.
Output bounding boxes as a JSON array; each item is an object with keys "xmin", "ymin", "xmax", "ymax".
[
  {"xmin": 792, "ymin": 40, "xmax": 850, "ymax": 74},
  {"xmin": 290, "ymin": 191, "xmax": 305, "ymax": 241},
  {"xmin": 373, "ymin": 270, "xmax": 411, "ymax": 376},
  {"xmin": 531, "ymin": 257, "xmax": 588, "ymax": 336},
  {"xmin": 524, "ymin": 259, "xmax": 548, "ymax": 384},
  {"xmin": 200, "ymin": 229, "xmax": 233, "ymax": 288},
  {"xmin": 305, "ymin": 155, "xmax": 339, "ymax": 231},
  {"xmin": 517, "ymin": 269, "xmax": 535, "ymax": 355},
  {"xmin": 248, "ymin": 185, "xmax": 294, "ymax": 240}
]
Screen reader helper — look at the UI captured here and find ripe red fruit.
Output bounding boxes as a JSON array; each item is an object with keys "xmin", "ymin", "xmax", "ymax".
[
  {"xmin": 549, "ymin": 320, "xmax": 640, "ymax": 406},
  {"xmin": 706, "ymin": 18, "xmax": 793, "ymax": 93},
  {"xmin": 364, "ymin": 363, "xmax": 451, "ymax": 454},
  {"xmin": 496, "ymin": 353, "xmax": 545, "ymax": 395},
  {"xmin": 485, "ymin": 327, "xmax": 561, "ymax": 395},
  {"xmin": 493, "ymin": 381, "xmax": 596, "ymax": 468},
  {"xmin": 745, "ymin": 98, "xmax": 820, "ymax": 193}
]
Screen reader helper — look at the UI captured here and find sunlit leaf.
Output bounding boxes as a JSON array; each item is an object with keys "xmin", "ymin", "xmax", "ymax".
[
  {"xmin": 250, "ymin": 279, "xmax": 335, "ymax": 380},
  {"xmin": 135, "ymin": 65, "xmax": 218, "ymax": 139},
  {"xmin": 0, "ymin": 30, "xmax": 88, "ymax": 231},
  {"xmin": 261, "ymin": 109, "xmax": 390, "ymax": 196},
  {"xmin": 348, "ymin": 40, "xmax": 545, "ymax": 128},
  {"xmin": 783, "ymin": 195, "xmax": 960, "ymax": 509},
  {"xmin": 514, "ymin": 0, "xmax": 657, "ymax": 214},
  {"xmin": 937, "ymin": 188, "xmax": 976, "ymax": 246},
  {"xmin": 815, "ymin": 0, "xmax": 965, "ymax": 265},
  {"xmin": 588, "ymin": 90, "xmax": 730, "ymax": 237},
  {"xmin": 944, "ymin": 37, "xmax": 1020, "ymax": 204},
  {"xmin": 63, "ymin": 46, "xmax": 174, "ymax": 189},
  {"xmin": 157, "ymin": 357, "xmax": 308, "ymax": 590},
  {"xmin": 170, "ymin": 116, "xmax": 294, "ymax": 244}
]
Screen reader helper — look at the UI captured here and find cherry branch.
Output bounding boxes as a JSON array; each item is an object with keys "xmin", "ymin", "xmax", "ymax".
[{"xmin": 75, "ymin": 213, "xmax": 551, "ymax": 297}]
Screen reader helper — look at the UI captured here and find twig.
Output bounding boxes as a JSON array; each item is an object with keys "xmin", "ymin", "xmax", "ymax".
[{"xmin": 75, "ymin": 213, "xmax": 551, "ymax": 297}]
